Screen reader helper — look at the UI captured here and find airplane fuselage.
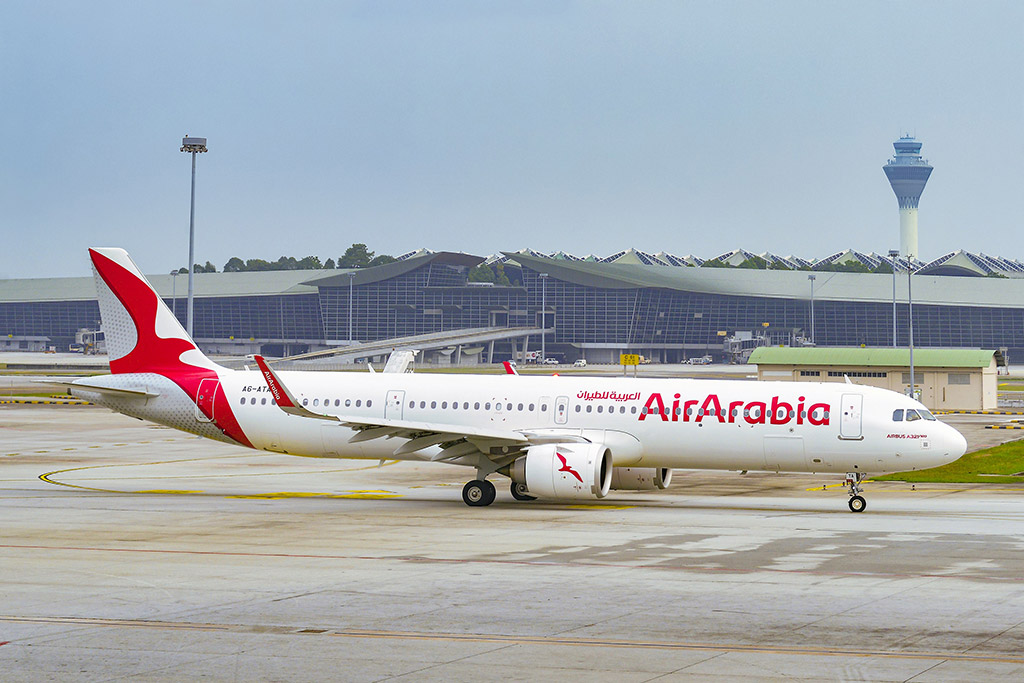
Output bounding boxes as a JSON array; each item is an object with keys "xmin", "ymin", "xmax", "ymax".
[{"xmin": 77, "ymin": 368, "xmax": 965, "ymax": 476}]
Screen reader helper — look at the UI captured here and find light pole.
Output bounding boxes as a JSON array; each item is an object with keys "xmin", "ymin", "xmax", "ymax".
[
  {"xmin": 888, "ymin": 249, "xmax": 899, "ymax": 348},
  {"xmin": 180, "ymin": 136, "xmax": 207, "ymax": 338},
  {"xmin": 807, "ymin": 274, "xmax": 816, "ymax": 345},
  {"xmin": 907, "ymin": 260, "xmax": 916, "ymax": 399},
  {"xmin": 348, "ymin": 271, "xmax": 355, "ymax": 343},
  {"xmin": 539, "ymin": 272, "xmax": 549, "ymax": 363},
  {"xmin": 170, "ymin": 270, "xmax": 178, "ymax": 321}
]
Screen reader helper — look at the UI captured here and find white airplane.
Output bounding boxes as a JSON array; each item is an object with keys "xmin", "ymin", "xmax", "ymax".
[{"xmin": 60, "ymin": 247, "xmax": 967, "ymax": 512}]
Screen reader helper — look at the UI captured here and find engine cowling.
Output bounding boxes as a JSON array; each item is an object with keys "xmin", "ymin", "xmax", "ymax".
[
  {"xmin": 509, "ymin": 443, "xmax": 612, "ymax": 500},
  {"xmin": 609, "ymin": 467, "xmax": 673, "ymax": 491}
]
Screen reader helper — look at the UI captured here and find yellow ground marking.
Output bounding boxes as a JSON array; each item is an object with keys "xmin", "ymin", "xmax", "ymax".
[
  {"xmin": 805, "ymin": 481, "xmax": 1024, "ymax": 493},
  {"xmin": 229, "ymin": 491, "xmax": 400, "ymax": 500},
  {"xmin": 38, "ymin": 455, "xmax": 405, "ymax": 500},
  {"xmin": 0, "ymin": 398, "xmax": 91, "ymax": 405},
  {"xmin": 806, "ymin": 480, "xmax": 874, "ymax": 492}
]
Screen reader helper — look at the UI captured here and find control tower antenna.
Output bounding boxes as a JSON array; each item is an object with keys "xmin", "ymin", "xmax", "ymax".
[{"xmin": 883, "ymin": 135, "xmax": 933, "ymax": 259}]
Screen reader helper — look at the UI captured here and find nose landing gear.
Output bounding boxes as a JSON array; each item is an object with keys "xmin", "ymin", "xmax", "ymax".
[{"xmin": 845, "ymin": 472, "xmax": 867, "ymax": 512}]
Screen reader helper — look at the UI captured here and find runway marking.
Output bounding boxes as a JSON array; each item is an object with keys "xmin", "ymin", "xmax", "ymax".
[
  {"xmin": 1, "ymin": 616, "xmax": 1022, "ymax": 664},
  {"xmin": 806, "ymin": 481, "xmax": 872, "ymax": 491},
  {"xmin": 806, "ymin": 482, "xmax": 1024, "ymax": 493},
  {"xmin": 228, "ymin": 491, "xmax": 400, "ymax": 500},
  {"xmin": 37, "ymin": 457, "xmax": 404, "ymax": 499},
  {"xmin": 3, "ymin": 543, "xmax": 1023, "ymax": 583}
]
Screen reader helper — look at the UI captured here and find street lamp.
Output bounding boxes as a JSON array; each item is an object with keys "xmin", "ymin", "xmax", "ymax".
[
  {"xmin": 180, "ymin": 136, "xmax": 207, "ymax": 338},
  {"xmin": 888, "ymin": 249, "xmax": 899, "ymax": 348},
  {"xmin": 539, "ymin": 273, "xmax": 549, "ymax": 363},
  {"xmin": 907, "ymin": 259, "xmax": 916, "ymax": 399},
  {"xmin": 348, "ymin": 271, "xmax": 355, "ymax": 343},
  {"xmin": 807, "ymin": 274, "xmax": 816, "ymax": 345}
]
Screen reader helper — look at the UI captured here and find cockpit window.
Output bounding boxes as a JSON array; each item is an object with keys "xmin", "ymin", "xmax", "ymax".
[
  {"xmin": 920, "ymin": 409, "xmax": 937, "ymax": 421},
  {"xmin": 905, "ymin": 409, "xmax": 921, "ymax": 422},
  {"xmin": 892, "ymin": 409, "xmax": 903, "ymax": 422}
]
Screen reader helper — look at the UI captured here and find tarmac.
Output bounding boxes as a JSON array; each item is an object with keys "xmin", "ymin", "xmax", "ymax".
[{"xmin": 2, "ymin": 404, "xmax": 1024, "ymax": 681}]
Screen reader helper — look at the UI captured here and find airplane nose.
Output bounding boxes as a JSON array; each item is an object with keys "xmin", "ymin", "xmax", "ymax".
[
  {"xmin": 939, "ymin": 425, "xmax": 967, "ymax": 463},
  {"xmin": 950, "ymin": 428, "xmax": 967, "ymax": 459}
]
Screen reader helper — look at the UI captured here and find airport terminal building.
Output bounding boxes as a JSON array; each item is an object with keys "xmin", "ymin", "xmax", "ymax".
[{"xmin": 3, "ymin": 247, "xmax": 1024, "ymax": 363}]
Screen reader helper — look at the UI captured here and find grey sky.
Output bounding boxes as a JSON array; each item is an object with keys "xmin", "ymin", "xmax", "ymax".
[{"xmin": 2, "ymin": 1, "xmax": 1021, "ymax": 279}]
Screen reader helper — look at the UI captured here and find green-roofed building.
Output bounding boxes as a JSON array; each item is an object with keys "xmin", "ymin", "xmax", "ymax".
[{"xmin": 748, "ymin": 347, "xmax": 1004, "ymax": 410}]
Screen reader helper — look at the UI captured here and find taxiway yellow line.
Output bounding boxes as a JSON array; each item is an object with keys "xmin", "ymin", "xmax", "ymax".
[{"xmin": 37, "ymin": 456, "xmax": 403, "ymax": 498}]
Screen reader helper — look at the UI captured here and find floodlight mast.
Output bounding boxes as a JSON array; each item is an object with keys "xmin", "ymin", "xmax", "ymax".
[
  {"xmin": 807, "ymin": 274, "xmax": 816, "ymax": 344},
  {"xmin": 180, "ymin": 136, "xmax": 208, "ymax": 338},
  {"xmin": 888, "ymin": 249, "xmax": 899, "ymax": 348}
]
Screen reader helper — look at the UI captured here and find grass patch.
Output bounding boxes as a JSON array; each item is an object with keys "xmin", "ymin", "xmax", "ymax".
[
  {"xmin": 876, "ymin": 438, "xmax": 1024, "ymax": 483},
  {"xmin": 997, "ymin": 383, "xmax": 1024, "ymax": 391}
]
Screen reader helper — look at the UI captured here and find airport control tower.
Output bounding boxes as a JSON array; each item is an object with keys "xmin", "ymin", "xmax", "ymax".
[{"xmin": 883, "ymin": 135, "xmax": 933, "ymax": 259}]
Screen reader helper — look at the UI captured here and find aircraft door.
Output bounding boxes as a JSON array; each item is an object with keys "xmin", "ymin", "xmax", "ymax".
[
  {"xmin": 195, "ymin": 378, "xmax": 219, "ymax": 422},
  {"xmin": 385, "ymin": 390, "xmax": 405, "ymax": 420},
  {"xmin": 839, "ymin": 393, "xmax": 863, "ymax": 440},
  {"xmin": 555, "ymin": 396, "xmax": 569, "ymax": 424}
]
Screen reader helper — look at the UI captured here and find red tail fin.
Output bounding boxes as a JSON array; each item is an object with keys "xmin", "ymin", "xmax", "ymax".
[{"xmin": 90, "ymin": 248, "xmax": 218, "ymax": 376}]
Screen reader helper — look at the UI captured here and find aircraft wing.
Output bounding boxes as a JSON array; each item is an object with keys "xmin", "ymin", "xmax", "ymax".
[{"xmin": 252, "ymin": 356, "xmax": 530, "ymax": 458}]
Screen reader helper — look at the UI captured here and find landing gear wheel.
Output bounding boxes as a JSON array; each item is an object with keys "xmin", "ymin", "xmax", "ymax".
[
  {"xmin": 510, "ymin": 482, "xmax": 537, "ymax": 501},
  {"xmin": 462, "ymin": 479, "xmax": 496, "ymax": 507},
  {"xmin": 844, "ymin": 472, "xmax": 867, "ymax": 513}
]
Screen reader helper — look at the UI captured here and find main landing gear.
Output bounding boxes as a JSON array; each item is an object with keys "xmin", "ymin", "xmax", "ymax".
[
  {"xmin": 462, "ymin": 479, "xmax": 496, "ymax": 507},
  {"xmin": 461, "ymin": 479, "xmax": 537, "ymax": 506},
  {"xmin": 845, "ymin": 472, "xmax": 867, "ymax": 513},
  {"xmin": 510, "ymin": 481, "xmax": 536, "ymax": 501}
]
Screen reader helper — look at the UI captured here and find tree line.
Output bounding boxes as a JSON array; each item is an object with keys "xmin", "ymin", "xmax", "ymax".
[
  {"xmin": 701, "ymin": 256, "xmax": 894, "ymax": 274},
  {"xmin": 175, "ymin": 243, "xmax": 398, "ymax": 273}
]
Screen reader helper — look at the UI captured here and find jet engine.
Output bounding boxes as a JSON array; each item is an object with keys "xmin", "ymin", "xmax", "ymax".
[
  {"xmin": 508, "ymin": 443, "xmax": 612, "ymax": 500},
  {"xmin": 609, "ymin": 467, "xmax": 673, "ymax": 491}
]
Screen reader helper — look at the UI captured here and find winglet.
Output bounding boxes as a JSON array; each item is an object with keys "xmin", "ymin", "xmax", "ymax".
[
  {"xmin": 253, "ymin": 355, "xmax": 296, "ymax": 408},
  {"xmin": 253, "ymin": 355, "xmax": 335, "ymax": 421},
  {"xmin": 503, "ymin": 361, "xmax": 519, "ymax": 376}
]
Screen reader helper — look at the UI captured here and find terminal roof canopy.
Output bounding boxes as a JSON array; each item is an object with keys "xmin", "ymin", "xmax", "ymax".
[{"xmin": 748, "ymin": 347, "xmax": 1004, "ymax": 369}]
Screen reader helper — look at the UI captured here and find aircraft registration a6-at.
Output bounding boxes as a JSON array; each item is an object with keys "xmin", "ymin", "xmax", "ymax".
[{"xmin": 60, "ymin": 248, "xmax": 967, "ymax": 512}]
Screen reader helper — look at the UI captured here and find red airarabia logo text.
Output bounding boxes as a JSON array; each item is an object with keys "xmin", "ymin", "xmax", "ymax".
[
  {"xmin": 638, "ymin": 392, "xmax": 830, "ymax": 426},
  {"xmin": 556, "ymin": 452, "xmax": 584, "ymax": 483}
]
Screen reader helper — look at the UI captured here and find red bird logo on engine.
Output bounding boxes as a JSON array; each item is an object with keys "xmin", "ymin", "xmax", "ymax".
[{"xmin": 556, "ymin": 452, "xmax": 584, "ymax": 483}]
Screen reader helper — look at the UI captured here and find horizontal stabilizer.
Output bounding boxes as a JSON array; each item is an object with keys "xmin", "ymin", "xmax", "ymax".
[{"xmin": 35, "ymin": 379, "xmax": 160, "ymax": 399}]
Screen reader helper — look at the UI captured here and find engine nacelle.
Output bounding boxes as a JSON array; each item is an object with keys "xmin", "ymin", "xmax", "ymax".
[
  {"xmin": 509, "ymin": 443, "xmax": 612, "ymax": 500},
  {"xmin": 609, "ymin": 467, "xmax": 673, "ymax": 491}
]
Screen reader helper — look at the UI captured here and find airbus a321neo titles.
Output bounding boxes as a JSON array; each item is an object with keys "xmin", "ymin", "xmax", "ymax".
[{"xmin": 58, "ymin": 248, "xmax": 967, "ymax": 512}]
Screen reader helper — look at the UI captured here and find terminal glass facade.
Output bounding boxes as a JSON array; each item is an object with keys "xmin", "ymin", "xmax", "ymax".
[{"xmin": 3, "ymin": 257, "xmax": 1024, "ymax": 358}]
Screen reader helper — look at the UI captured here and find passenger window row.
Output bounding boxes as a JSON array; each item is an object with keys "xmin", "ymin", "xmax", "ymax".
[
  {"xmin": 406, "ymin": 400, "xmax": 540, "ymax": 412},
  {"xmin": 301, "ymin": 398, "xmax": 373, "ymax": 408},
  {"xmin": 240, "ymin": 396, "xmax": 276, "ymax": 406},
  {"xmin": 637, "ymin": 406, "xmax": 830, "ymax": 419},
  {"xmin": 575, "ymin": 405, "xmax": 637, "ymax": 414}
]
